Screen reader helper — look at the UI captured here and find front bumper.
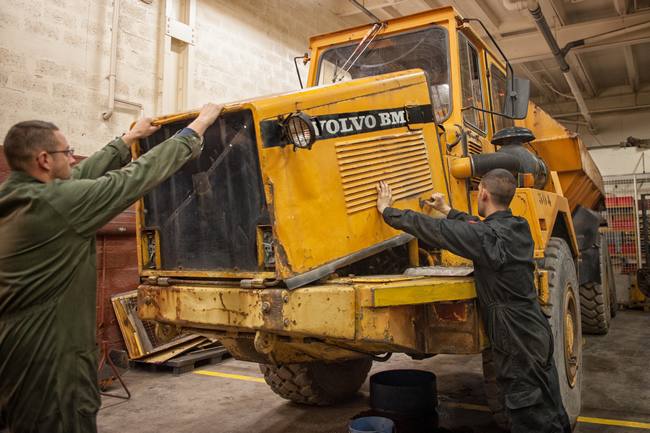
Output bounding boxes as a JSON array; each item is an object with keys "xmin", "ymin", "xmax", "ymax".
[{"xmin": 138, "ymin": 275, "xmax": 487, "ymax": 362}]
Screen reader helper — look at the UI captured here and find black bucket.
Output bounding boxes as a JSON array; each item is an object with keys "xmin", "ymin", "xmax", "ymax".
[{"xmin": 368, "ymin": 369, "xmax": 438, "ymax": 433}]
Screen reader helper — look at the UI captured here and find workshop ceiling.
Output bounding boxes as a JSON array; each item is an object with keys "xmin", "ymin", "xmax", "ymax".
[{"xmin": 322, "ymin": 0, "xmax": 650, "ymax": 125}]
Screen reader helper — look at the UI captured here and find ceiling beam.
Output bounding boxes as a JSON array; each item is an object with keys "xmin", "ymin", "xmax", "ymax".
[
  {"xmin": 543, "ymin": 88, "xmax": 650, "ymax": 117},
  {"xmin": 613, "ymin": 0, "xmax": 639, "ymax": 93},
  {"xmin": 565, "ymin": 52, "xmax": 597, "ymax": 97},
  {"xmin": 538, "ymin": 0, "xmax": 597, "ymax": 98},
  {"xmin": 497, "ymin": 9, "xmax": 650, "ymax": 63},
  {"xmin": 472, "ymin": 1, "xmax": 502, "ymax": 32},
  {"xmin": 517, "ymin": 63, "xmax": 548, "ymax": 101},
  {"xmin": 540, "ymin": 0, "xmax": 568, "ymax": 25},
  {"xmin": 612, "ymin": 0, "xmax": 629, "ymax": 15},
  {"xmin": 332, "ymin": 0, "xmax": 407, "ymax": 17},
  {"xmin": 623, "ymin": 45, "xmax": 640, "ymax": 92},
  {"xmin": 423, "ymin": 0, "xmax": 503, "ymax": 36}
]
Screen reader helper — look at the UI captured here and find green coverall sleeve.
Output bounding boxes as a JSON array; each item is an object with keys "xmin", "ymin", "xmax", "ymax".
[
  {"xmin": 71, "ymin": 138, "xmax": 132, "ymax": 180},
  {"xmin": 382, "ymin": 207, "xmax": 506, "ymax": 269},
  {"xmin": 48, "ymin": 132, "xmax": 202, "ymax": 237}
]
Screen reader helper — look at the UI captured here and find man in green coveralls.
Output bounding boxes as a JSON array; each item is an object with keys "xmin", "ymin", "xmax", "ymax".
[{"xmin": 0, "ymin": 103, "xmax": 223, "ymax": 433}]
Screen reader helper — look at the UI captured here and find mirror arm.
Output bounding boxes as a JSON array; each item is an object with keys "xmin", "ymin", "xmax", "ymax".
[
  {"xmin": 293, "ymin": 54, "xmax": 310, "ymax": 89},
  {"xmin": 461, "ymin": 105, "xmax": 518, "ymax": 120}
]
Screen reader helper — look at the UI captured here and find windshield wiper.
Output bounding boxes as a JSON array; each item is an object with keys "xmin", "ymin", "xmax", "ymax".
[{"xmin": 332, "ymin": 22, "xmax": 385, "ymax": 83}]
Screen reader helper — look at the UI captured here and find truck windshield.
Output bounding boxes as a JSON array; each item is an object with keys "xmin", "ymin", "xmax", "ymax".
[{"xmin": 317, "ymin": 26, "xmax": 450, "ymax": 122}]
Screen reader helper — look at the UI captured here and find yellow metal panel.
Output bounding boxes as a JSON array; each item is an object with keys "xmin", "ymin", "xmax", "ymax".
[
  {"xmin": 281, "ymin": 285, "xmax": 356, "ymax": 339},
  {"xmin": 370, "ymin": 278, "xmax": 476, "ymax": 307},
  {"xmin": 138, "ymin": 284, "xmax": 356, "ymax": 340},
  {"xmin": 254, "ymin": 70, "xmax": 442, "ymax": 278},
  {"xmin": 138, "ymin": 285, "xmax": 265, "ymax": 329},
  {"xmin": 357, "ymin": 304, "xmax": 423, "ymax": 349},
  {"xmin": 510, "ymin": 188, "xmax": 579, "ymax": 258},
  {"xmin": 335, "ymin": 130, "xmax": 433, "ymax": 214},
  {"xmin": 140, "ymin": 270, "xmax": 276, "ymax": 279},
  {"xmin": 518, "ymin": 103, "xmax": 604, "ymax": 211},
  {"xmin": 325, "ymin": 275, "xmax": 477, "ymax": 307}
]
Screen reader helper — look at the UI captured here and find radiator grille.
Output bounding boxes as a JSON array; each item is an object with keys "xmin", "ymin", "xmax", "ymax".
[
  {"xmin": 335, "ymin": 131, "xmax": 433, "ymax": 214},
  {"xmin": 468, "ymin": 140, "xmax": 482, "ymax": 155},
  {"xmin": 468, "ymin": 139, "xmax": 483, "ymax": 189}
]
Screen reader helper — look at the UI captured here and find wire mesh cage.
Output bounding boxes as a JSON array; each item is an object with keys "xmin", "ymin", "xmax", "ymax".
[{"xmin": 603, "ymin": 174, "xmax": 650, "ymax": 275}]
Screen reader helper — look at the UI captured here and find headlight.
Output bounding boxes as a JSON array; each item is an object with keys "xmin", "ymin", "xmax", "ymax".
[{"xmin": 283, "ymin": 112, "xmax": 316, "ymax": 150}]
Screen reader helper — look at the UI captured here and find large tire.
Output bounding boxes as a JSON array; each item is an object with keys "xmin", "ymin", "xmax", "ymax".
[
  {"xmin": 260, "ymin": 358, "xmax": 372, "ymax": 406},
  {"xmin": 580, "ymin": 234, "xmax": 615, "ymax": 334},
  {"xmin": 604, "ymin": 239, "xmax": 618, "ymax": 318},
  {"xmin": 579, "ymin": 281, "xmax": 610, "ymax": 334},
  {"xmin": 482, "ymin": 237, "xmax": 582, "ymax": 430}
]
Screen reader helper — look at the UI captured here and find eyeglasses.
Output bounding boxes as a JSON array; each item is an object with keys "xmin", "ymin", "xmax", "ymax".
[{"xmin": 48, "ymin": 148, "xmax": 75, "ymax": 157}]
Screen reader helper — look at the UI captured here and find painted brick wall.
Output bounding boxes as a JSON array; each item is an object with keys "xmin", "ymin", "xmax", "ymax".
[
  {"xmin": 0, "ymin": 0, "xmax": 346, "ymax": 156},
  {"xmin": 192, "ymin": 0, "xmax": 344, "ymax": 104}
]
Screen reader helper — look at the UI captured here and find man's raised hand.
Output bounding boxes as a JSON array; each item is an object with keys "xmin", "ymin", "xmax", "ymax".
[
  {"xmin": 122, "ymin": 117, "xmax": 160, "ymax": 146},
  {"xmin": 188, "ymin": 103, "xmax": 225, "ymax": 137},
  {"xmin": 424, "ymin": 192, "xmax": 451, "ymax": 216},
  {"xmin": 376, "ymin": 181, "xmax": 394, "ymax": 214}
]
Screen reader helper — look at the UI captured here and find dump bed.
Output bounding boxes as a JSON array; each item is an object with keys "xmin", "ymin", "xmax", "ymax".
[{"xmin": 520, "ymin": 103, "xmax": 604, "ymax": 211}]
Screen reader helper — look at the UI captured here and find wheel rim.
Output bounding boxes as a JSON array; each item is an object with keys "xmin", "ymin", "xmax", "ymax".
[{"xmin": 564, "ymin": 285, "xmax": 579, "ymax": 388}]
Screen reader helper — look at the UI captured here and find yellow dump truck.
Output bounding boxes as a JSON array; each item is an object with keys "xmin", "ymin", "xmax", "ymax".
[{"xmin": 135, "ymin": 7, "xmax": 613, "ymax": 428}]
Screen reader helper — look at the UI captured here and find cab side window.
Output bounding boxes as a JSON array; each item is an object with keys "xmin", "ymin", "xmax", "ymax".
[
  {"xmin": 490, "ymin": 65, "xmax": 514, "ymax": 132},
  {"xmin": 459, "ymin": 33, "xmax": 486, "ymax": 132}
]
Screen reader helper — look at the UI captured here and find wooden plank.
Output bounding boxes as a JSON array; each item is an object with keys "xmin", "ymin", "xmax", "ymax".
[
  {"xmin": 138, "ymin": 337, "xmax": 206, "ymax": 364},
  {"xmin": 146, "ymin": 333, "xmax": 201, "ymax": 354}
]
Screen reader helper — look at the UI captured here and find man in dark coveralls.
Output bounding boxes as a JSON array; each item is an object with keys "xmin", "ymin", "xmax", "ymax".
[
  {"xmin": 0, "ymin": 103, "xmax": 223, "ymax": 433},
  {"xmin": 376, "ymin": 169, "xmax": 572, "ymax": 433}
]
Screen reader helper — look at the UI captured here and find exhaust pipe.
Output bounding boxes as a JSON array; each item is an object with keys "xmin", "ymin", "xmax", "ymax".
[{"xmin": 450, "ymin": 128, "xmax": 548, "ymax": 189}]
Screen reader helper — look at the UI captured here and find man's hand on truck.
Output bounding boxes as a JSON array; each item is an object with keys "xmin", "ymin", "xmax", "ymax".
[
  {"xmin": 376, "ymin": 181, "xmax": 394, "ymax": 214},
  {"xmin": 423, "ymin": 192, "xmax": 451, "ymax": 216},
  {"xmin": 188, "ymin": 103, "xmax": 225, "ymax": 137},
  {"xmin": 122, "ymin": 117, "xmax": 161, "ymax": 147},
  {"xmin": 376, "ymin": 182, "xmax": 451, "ymax": 217}
]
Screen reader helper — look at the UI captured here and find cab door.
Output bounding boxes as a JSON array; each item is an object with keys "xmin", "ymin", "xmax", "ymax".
[
  {"xmin": 485, "ymin": 52, "xmax": 515, "ymax": 137},
  {"xmin": 457, "ymin": 30, "xmax": 492, "ymax": 190}
]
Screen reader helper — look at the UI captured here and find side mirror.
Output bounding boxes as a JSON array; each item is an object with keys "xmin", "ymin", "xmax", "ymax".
[{"xmin": 503, "ymin": 75, "xmax": 530, "ymax": 119}]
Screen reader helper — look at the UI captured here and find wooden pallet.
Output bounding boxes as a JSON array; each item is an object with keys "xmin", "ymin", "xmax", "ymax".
[
  {"xmin": 164, "ymin": 346, "xmax": 230, "ymax": 375},
  {"xmin": 131, "ymin": 346, "xmax": 230, "ymax": 375}
]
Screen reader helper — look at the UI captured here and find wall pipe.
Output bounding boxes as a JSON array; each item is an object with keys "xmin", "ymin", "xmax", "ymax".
[
  {"xmin": 102, "ymin": 0, "xmax": 145, "ymax": 120},
  {"xmin": 502, "ymin": 0, "xmax": 537, "ymax": 11},
  {"xmin": 502, "ymin": 0, "xmax": 595, "ymax": 132},
  {"xmin": 102, "ymin": 0, "xmax": 121, "ymax": 120}
]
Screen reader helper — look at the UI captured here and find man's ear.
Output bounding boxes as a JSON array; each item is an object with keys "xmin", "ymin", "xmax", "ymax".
[
  {"xmin": 479, "ymin": 187, "xmax": 489, "ymax": 202},
  {"xmin": 35, "ymin": 150, "xmax": 51, "ymax": 171}
]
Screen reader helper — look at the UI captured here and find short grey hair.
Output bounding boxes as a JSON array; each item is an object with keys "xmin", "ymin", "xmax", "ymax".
[{"xmin": 3, "ymin": 120, "xmax": 59, "ymax": 171}]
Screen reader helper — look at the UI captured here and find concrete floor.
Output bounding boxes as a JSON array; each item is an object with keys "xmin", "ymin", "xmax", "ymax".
[{"xmin": 98, "ymin": 310, "xmax": 650, "ymax": 433}]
